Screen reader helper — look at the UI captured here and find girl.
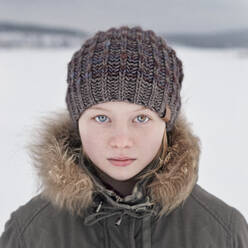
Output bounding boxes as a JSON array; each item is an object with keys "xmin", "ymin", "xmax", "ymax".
[{"xmin": 1, "ymin": 25, "xmax": 247, "ymax": 248}]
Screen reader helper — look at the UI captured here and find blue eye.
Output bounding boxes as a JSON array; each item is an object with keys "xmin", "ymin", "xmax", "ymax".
[
  {"xmin": 93, "ymin": 114, "xmax": 150, "ymax": 124},
  {"xmin": 94, "ymin": 115, "xmax": 109, "ymax": 123},
  {"xmin": 135, "ymin": 115, "xmax": 150, "ymax": 123}
]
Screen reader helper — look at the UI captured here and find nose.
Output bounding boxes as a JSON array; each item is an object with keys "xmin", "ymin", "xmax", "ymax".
[
  {"xmin": 109, "ymin": 135, "xmax": 133, "ymax": 148},
  {"xmin": 109, "ymin": 126, "xmax": 134, "ymax": 148}
]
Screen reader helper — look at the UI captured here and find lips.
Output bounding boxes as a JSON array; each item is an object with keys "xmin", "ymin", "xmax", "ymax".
[
  {"xmin": 108, "ymin": 159, "xmax": 136, "ymax": 167},
  {"xmin": 108, "ymin": 155, "xmax": 136, "ymax": 167},
  {"xmin": 108, "ymin": 156, "xmax": 136, "ymax": 161}
]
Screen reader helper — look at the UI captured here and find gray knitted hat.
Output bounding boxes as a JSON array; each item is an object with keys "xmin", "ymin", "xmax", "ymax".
[{"xmin": 65, "ymin": 25, "xmax": 183, "ymax": 132}]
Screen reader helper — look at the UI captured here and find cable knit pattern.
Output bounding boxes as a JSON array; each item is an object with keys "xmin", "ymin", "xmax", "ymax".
[{"xmin": 65, "ymin": 25, "xmax": 184, "ymax": 132}]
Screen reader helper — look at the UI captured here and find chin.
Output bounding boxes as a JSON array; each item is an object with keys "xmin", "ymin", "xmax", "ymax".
[{"xmin": 111, "ymin": 173, "xmax": 135, "ymax": 181}]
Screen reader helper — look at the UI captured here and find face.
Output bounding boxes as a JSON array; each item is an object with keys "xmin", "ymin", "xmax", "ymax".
[{"xmin": 78, "ymin": 101, "xmax": 166, "ymax": 181}]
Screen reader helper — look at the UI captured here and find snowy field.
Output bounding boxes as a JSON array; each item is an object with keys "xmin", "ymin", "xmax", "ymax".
[{"xmin": 0, "ymin": 46, "xmax": 247, "ymax": 233}]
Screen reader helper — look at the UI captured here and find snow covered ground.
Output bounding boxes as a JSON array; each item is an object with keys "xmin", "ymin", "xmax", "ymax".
[{"xmin": 0, "ymin": 46, "xmax": 247, "ymax": 234}]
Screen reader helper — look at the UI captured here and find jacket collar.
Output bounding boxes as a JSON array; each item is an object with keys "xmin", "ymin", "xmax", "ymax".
[
  {"xmin": 80, "ymin": 152, "xmax": 159, "ymax": 225},
  {"xmin": 28, "ymin": 108, "xmax": 201, "ymax": 217},
  {"xmin": 79, "ymin": 150, "xmax": 155, "ymax": 204}
]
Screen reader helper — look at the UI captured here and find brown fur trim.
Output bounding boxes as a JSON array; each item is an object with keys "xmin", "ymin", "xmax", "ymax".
[
  {"xmin": 26, "ymin": 108, "xmax": 201, "ymax": 217},
  {"xmin": 149, "ymin": 112, "xmax": 201, "ymax": 217}
]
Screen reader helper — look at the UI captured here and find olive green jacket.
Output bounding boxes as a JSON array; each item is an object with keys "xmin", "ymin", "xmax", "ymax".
[{"xmin": 1, "ymin": 110, "xmax": 247, "ymax": 248}]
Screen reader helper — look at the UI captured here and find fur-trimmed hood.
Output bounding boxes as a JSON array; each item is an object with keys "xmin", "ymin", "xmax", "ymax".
[{"xmin": 27, "ymin": 108, "xmax": 201, "ymax": 218}]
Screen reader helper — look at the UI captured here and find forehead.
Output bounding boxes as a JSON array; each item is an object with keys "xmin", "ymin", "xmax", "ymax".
[
  {"xmin": 79, "ymin": 101, "xmax": 161, "ymax": 122},
  {"xmin": 87, "ymin": 101, "xmax": 149, "ymax": 112}
]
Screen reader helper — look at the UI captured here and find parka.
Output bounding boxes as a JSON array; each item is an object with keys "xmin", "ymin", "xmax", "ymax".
[{"xmin": 0, "ymin": 109, "xmax": 248, "ymax": 248}]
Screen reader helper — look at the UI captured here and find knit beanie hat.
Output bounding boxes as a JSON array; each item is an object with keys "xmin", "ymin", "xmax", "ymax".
[{"xmin": 65, "ymin": 25, "xmax": 184, "ymax": 132}]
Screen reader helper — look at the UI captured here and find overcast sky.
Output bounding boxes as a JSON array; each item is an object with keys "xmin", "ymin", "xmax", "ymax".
[{"xmin": 0, "ymin": 0, "xmax": 248, "ymax": 34}]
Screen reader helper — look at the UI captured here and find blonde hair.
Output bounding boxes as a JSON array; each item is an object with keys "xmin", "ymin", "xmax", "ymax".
[{"xmin": 134, "ymin": 104, "xmax": 172, "ymax": 181}]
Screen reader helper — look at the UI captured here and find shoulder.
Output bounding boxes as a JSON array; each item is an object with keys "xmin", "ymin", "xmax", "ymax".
[
  {"xmin": 157, "ymin": 184, "xmax": 248, "ymax": 247},
  {"xmin": 7, "ymin": 194, "xmax": 52, "ymax": 231},
  {"xmin": 12, "ymin": 194, "xmax": 51, "ymax": 229},
  {"xmin": 0, "ymin": 194, "xmax": 67, "ymax": 248},
  {"xmin": 187, "ymin": 184, "xmax": 248, "ymax": 246},
  {"xmin": 0, "ymin": 194, "xmax": 50, "ymax": 247},
  {"xmin": 190, "ymin": 184, "xmax": 234, "ymax": 228}
]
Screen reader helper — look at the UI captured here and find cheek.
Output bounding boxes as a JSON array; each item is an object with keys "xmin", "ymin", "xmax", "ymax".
[
  {"xmin": 143, "ymin": 132, "xmax": 163, "ymax": 150},
  {"xmin": 140, "ymin": 125, "xmax": 164, "ymax": 152},
  {"xmin": 80, "ymin": 128, "xmax": 106, "ymax": 155}
]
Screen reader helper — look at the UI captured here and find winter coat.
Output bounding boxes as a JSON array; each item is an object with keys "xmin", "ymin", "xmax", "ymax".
[{"xmin": 1, "ymin": 110, "xmax": 248, "ymax": 248}]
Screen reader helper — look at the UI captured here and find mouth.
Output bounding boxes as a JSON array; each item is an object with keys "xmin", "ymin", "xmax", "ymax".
[
  {"xmin": 108, "ymin": 156, "xmax": 136, "ymax": 161},
  {"xmin": 108, "ymin": 158, "xmax": 136, "ymax": 167}
]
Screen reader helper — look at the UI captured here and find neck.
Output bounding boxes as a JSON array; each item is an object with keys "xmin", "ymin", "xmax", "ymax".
[{"xmin": 93, "ymin": 166, "xmax": 139, "ymax": 197}]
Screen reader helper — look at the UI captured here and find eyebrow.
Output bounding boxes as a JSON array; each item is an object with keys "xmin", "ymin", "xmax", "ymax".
[{"xmin": 89, "ymin": 106, "xmax": 147, "ymax": 112}]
